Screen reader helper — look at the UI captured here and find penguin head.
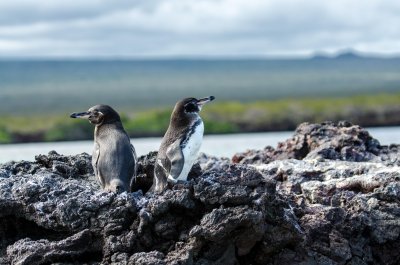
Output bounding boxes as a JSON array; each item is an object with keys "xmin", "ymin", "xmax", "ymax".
[
  {"xmin": 70, "ymin": 104, "xmax": 121, "ymax": 126},
  {"xmin": 173, "ymin": 96, "xmax": 215, "ymax": 119}
]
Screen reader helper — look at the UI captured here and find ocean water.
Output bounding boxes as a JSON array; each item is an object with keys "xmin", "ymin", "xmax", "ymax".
[
  {"xmin": 1, "ymin": 58, "xmax": 400, "ymax": 114},
  {"xmin": 0, "ymin": 127, "xmax": 399, "ymax": 163}
]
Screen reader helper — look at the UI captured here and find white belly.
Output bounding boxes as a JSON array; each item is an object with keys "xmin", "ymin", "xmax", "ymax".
[{"xmin": 176, "ymin": 121, "xmax": 204, "ymax": 181}]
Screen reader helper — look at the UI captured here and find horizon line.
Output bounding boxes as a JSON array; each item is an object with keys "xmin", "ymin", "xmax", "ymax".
[
  {"xmin": 1, "ymin": 50, "xmax": 400, "ymax": 61},
  {"xmin": 1, "ymin": 51, "xmax": 400, "ymax": 61}
]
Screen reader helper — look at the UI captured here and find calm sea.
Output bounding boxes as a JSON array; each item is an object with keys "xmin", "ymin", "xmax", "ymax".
[
  {"xmin": 1, "ymin": 57, "xmax": 400, "ymax": 114},
  {"xmin": 0, "ymin": 127, "xmax": 399, "ymax": 163}
]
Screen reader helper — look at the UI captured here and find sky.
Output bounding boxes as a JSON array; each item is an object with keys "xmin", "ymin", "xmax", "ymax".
[{"xmin": 0, "ymin": 0, "xmax": 399, "ymax": 58}]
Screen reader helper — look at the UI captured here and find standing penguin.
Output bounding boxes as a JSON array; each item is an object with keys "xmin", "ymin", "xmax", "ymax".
[
  {"xmin": 152, "ymin": 96, "xmax": 215, "ymax": 193},
  {"xmin": 70, "ymin": 104, "xmax": 137, "ymax": 193}
]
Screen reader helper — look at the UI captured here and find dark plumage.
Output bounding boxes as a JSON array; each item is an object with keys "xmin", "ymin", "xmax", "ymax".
[
  {"xmin": 151, "ymin": 96, "xmax": 215, "ymax": 193},
  {"xmin": 70, "ymin": 104, "xmax": 137, "ymax": 193}
]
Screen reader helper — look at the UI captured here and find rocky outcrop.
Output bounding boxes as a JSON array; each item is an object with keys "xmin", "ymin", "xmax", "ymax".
[
  {"xmin": 0, "ymin": 122, "xmax": 399, "ymax": 264},
  {"xmin": 232, "ymin": 121, "xmax": 399, "ymax": 165}
]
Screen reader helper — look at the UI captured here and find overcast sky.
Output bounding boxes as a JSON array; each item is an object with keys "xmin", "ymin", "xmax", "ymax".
[{"xmin": 0, "ymin": 0, "xmax": 399, "ymax": 58}]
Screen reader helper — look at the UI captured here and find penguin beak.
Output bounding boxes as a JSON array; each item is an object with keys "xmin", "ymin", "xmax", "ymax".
[
  {"xmin": 70, "ymin": 111, "xmax": 91, "ymax": 119},
  {"xmin": 196, "ymin": 96, "xmax": 215, "ymax": 110}
]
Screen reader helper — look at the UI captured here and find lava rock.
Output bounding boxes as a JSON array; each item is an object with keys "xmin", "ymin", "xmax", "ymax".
[
  {"xmin": 233, "ymin": 121, "xmax": 398, "ymax": 165},
  {"xmin": 0, "ymin": 122, "xmax": 399, "ymax": 265}
]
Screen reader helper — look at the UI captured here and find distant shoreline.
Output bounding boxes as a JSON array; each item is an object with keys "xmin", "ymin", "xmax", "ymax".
[
  {"xmin": 1, "ymin": 93, "xmax": 400, "ymax": 144},
  {"xmin": 1, "ymin": 56, "xmax": 400, "ymax": 115}
]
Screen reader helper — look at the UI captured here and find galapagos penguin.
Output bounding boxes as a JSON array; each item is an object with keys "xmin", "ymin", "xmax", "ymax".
[
  {"xmin": 151, "ymin": 96, "xmax": 215, "ymax": 193},
  {"xmin": 70, "ymin": 104, "xmax": 137, "ymax": 193}
]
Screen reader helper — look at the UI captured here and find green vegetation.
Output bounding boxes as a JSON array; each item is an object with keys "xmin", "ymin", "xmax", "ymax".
[
  {"xmin": 0, "ymin": 126, "xmax": 11, "ymax": 143},
  {"xmin": 1, "ymin": 92, "xmax": 400, "ymax": 144},
  {"xmin": 201, "ymin": 93, "xmax": 400, "ymax": 132}
]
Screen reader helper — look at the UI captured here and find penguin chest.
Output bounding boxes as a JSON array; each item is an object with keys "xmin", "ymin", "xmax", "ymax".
[{"xmin": 177, "ymin": 121, "xmax": 204, "ymax": 181}]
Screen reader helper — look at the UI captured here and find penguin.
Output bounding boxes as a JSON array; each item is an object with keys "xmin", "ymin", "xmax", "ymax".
[
  {"xmin": 70, "ymin": 104, "xmax": 137, "ymax": 193},
  {"xmin": 151, "ymin": 96, "xmax": 215, "ymax": 193}
]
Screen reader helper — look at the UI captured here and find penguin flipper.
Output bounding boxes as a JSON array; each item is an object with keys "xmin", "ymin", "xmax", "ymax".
[
  {"xmin": 92, "ymin": 142, "xmax": 104, "ymax": 187},
  {"xmin": 131, "ymin": 144, "xmax": 138, "ymax": 177},
  {"xmin": 166, "ymin": 139, "xmax": 185, "ymax": 182},
  {"xmin": 129, "ymin": 144, "xmax": 138, "ymax": 191},
  {"xmin": 150, "ymin": 159, "xmax": 169, "ymax": 193}
]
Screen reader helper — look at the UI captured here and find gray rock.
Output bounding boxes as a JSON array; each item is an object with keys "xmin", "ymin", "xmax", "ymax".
[
  {"xmin": 233, "ymin": 121, "xmax": 399, "ymax": 165},
  {"xmin": 0, "ymin": 122, "xmax": 399, "ymax": 265},
  {"xmin": 6, "ymin": 230, "xmax": 100, "ymax": 265},
  {"xmin": 129, "ymin": 251, "xmax": 165, "ymax": 265}
]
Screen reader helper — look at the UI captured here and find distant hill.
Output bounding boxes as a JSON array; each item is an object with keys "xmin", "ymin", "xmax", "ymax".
[
  {"xmin": 311, "ymin": 50, "xmax": 399, "ymax": 60},
  {"xmin": 334, "ymin": 51, "xmax": 363, "ymax": 60}
]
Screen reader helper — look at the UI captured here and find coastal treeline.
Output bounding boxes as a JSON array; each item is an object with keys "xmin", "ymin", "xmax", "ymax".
[{"xmin": 1, "ymin": 93, "xmax": 400, "ymax": 144}]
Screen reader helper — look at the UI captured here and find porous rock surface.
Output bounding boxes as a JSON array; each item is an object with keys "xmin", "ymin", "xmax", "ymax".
[
  {"xmin": 0, "ymin": 121, "xmax": 399, "ymax": 265},
  {"xmin": 232, "ymin": 121, "xmax": 398, "ymax": 165}
]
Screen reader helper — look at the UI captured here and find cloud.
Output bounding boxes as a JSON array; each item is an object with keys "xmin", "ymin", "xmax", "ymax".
[{"xmin": 0, "ymin": 0, "xmax": 399, "ymax": 57}]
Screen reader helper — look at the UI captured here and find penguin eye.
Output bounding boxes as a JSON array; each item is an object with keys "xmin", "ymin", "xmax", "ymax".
[
  {"xmin": 184, "ymin": 102, "xmax": 198, "ymax": 113},
  {"xmin": 88, "ymin": 110, "xmax": 101, "ymax": 120},
  {"xmin": 92, "ymin": 110, "xmax": 102, "ymax": 117}
]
